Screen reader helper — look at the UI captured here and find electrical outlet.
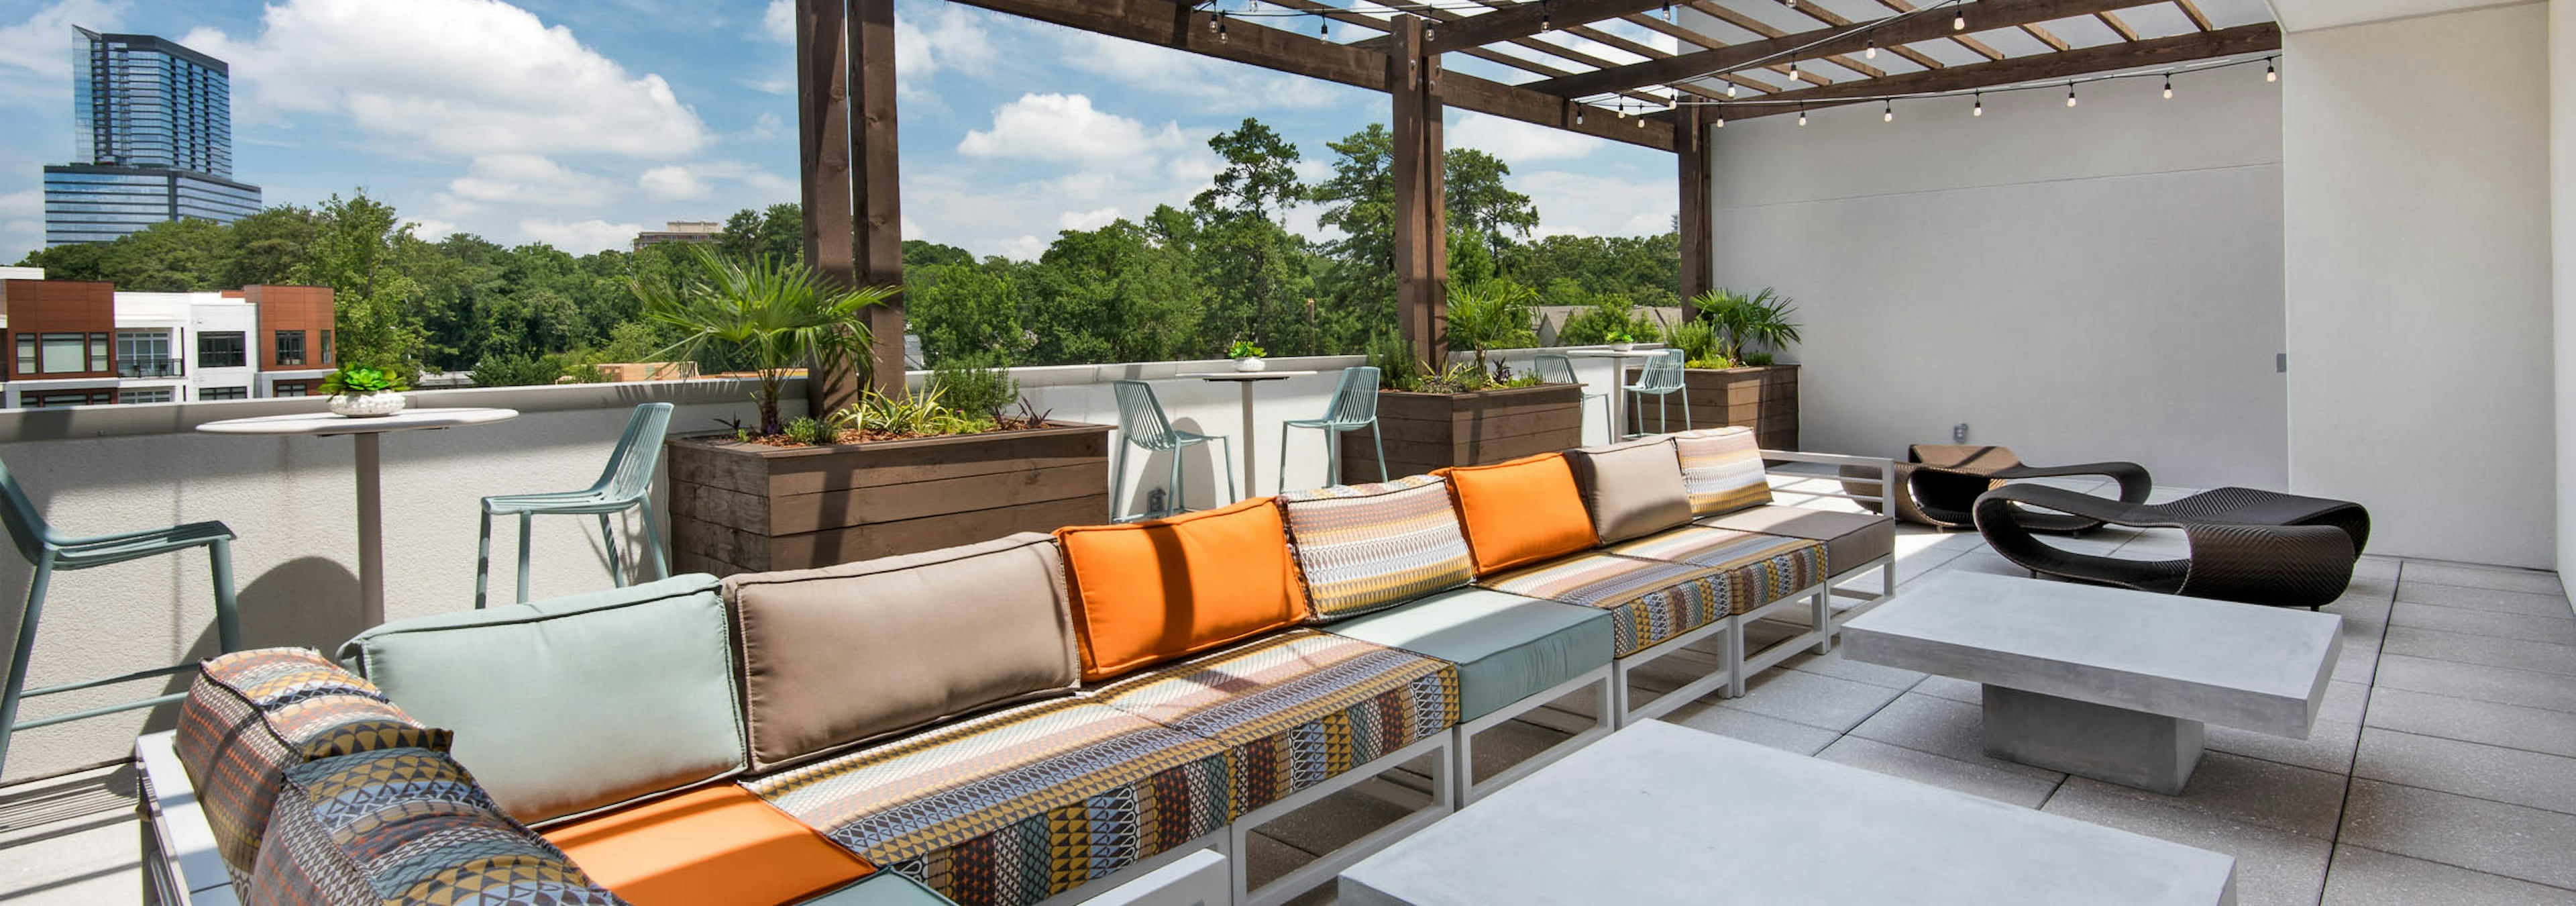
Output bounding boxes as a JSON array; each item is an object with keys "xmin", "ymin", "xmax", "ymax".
[
  {"xmin": 2277, "ymin": 353, "xmax": 2288, "ymax": 374},
  {"xmin": 1147, "ymin": 488, "xmax": 1167, "ymax": 514},
  {"xmin": 1953, "ymin": 423, "xmax": 1970, "ymax": 444}
]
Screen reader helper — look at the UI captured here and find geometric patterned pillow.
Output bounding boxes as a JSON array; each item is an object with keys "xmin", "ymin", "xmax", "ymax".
[
  {"xmin": 173, "ymin": 648, "xmax": 453, "ymax": 883},
  {"xmin": 1673, "ymin": 427, "xmax": 1773, "ymax": 517},
  {"xmin": 247, "ymin": 747, "xmax": 625, "ymax": 906},
  {"xmin": 1277, "ymin": 474, "xmax": 1476, "ymax": 623}
]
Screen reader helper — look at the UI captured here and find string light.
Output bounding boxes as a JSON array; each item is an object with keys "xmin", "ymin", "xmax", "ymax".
[
  {"xmin": 1797, "ymin": 103, "xmax": 1808, "ymax": 126},
  {"xmin": 1664, "ymin": 1, "xmax": 1674, "ymax": 21},
  {"xmin": 1953, "ymin": 7, "xmax": 1966, "ymax": 30},
  {"xmin": 1866, "ymin": 38, "xmax": 1878, "ymax": 60},
  {"xmin": 1786, "ymin": 60, "xmax": 1798, "ymax": 84},
  {"xmin": 1540, "ymin": 0, "xmax": 1551, "ymax": 31},
  {"xmin": 2163, "ymin": 74, "xmax": 2173, "ymax": 99},
  {"xmin": 1715, "ymin": 113, "xmax": 1725, "ymax": 128},
  {"xmin": 2065, "ymin": 83, "xmax": 2077, "ymax": 107},
  {"xmin": 1320, "ymin": 16, "xmax": 1328, "ymax": 36},
  {"xmin": 2266, "ymin": 58, "xmax": 2277, "ymax": 83},
  {"xmin": 1217, "ymin": 11, "xmax": 1228, "ymax": 42},
  {"xmin": 1208, "ymin": 9, "xmax": 1219, "ymax": 32},
  {"xmin": 1882, "ymin": 99, "xmax": 1893, "ymax": 122},
  {"xmin": 1726, "ymin": 82, "xmax": 1738, "ymax": 99},
  {"xmin": 1574, "ymin": 106, "xmax": 1585, "ymax": 125},
  {"xmin": 1972, "ymin": 91, "xmax": 1982, "ymax": 116}
]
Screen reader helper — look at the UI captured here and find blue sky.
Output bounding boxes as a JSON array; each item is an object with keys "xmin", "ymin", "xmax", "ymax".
[{"xmin": 0, "ymin": 0, "xmax": 1679, "ymax": 264}]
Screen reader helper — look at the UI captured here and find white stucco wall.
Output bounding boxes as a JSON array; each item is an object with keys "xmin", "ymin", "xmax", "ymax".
[
  {"xmin": 2284, "ymin": 1, "xmax": 2556, "ymax": 567},
  {"xmin": 1707, "ymin": 66, "xmax": 2288, "ymax": 489}
]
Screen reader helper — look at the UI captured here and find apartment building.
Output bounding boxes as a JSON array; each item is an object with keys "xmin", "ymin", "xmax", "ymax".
[{"xmin": 0, "ymin": 278, "xmax": 335, "ymax": 407}]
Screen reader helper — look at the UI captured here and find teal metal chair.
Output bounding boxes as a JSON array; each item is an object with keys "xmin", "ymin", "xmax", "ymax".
[
  {"xmin": 1534, "ymin": 354, "xmax": 1613, "ymax": 443},
  {"xmin": 1624, "ymin": 349, "xmax": 1692, "ymax": 438},
  {"xmin": 1111, "ymin": 381, "xmax": 1234, "ymax": 522},
  {"xmin": 1279, "ymin": 366, "xmax": 1387, "ymax": 493},
  {"xmin": 477, "ymin": 402, "xmax": 673, "ymax": 607},
  {"xmin": 0, "ymin": 457, "xmax": 237, "ymax": 780}
]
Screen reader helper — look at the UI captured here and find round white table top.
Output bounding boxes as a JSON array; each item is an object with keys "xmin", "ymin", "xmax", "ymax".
[
  {"xmin": 1564, "ymin": 348, "xmax": 1666, "ymax": 358},
  {"xmin": 1179, "ymin": 370, "xmax": 1320, "ymax": 381},
  {"xmin": 196, "ymin": 407, "xmax": 521, "ymax": 437}
]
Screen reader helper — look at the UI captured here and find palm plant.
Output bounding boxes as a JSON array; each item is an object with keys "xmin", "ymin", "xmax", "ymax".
[
  {"xmin": 637, "ymin": 245, "xmax": 896, "ymax": 436},
  {"xmin": 1691, "ymin": 287, "xmax": 1803, "ymax": 364},
  {"xmin": 1444, "ymin": 281, "xmax": 1538, "ymax": 379}
]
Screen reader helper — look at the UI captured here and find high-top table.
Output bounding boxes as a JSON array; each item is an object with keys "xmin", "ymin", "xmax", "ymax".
[
  {"xmin": 1180, "ymin": 370, "xmax": 1316, "ymax": 497},
  {"xmin": 1339, "ymin": 721, "xmax": 2239, "ymax": 905},
  {"xmin": 1842, "ymin": 572, "xmax": 2342, "ymax": 794},
  {"xmin": 1564, "ymin": 348, "xmax": 1662, "ymax": 440},
  {"xmin": 198, "ymin": 407, "xmax": 519, "ymax": 626}
]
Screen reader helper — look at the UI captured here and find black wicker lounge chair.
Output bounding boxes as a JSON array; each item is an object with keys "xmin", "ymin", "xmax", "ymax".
[
  {"xmin": 1838, "ymin": 445, "xmax": 2154, "ymax": 533},
  {"xmin": 1972, "ymin": 485, "xmax": 2372, "ymax": 610}
]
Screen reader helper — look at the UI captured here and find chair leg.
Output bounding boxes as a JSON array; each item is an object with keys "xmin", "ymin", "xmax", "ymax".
[
  {"xmin": 1681, "ymin": 391, "xmax": 1693, "ymax": 432},
  {"xmin": 209, "ymin": 538, "xmax": 239, "ymax": 653},
  {"xmin": 474, "ymin": 510, "xmax": 493, "ymax": 609},
  {"xmin": 1217, "ymin": 436, "xmax": 1238, "ymax": 504},
  {"xmin": 516, "ymin": 513, "xmax": 533, "ymax": 605},
  {"xmin": 1168, "ymin": 446, "xmax": 1185, "ymax": 515},
  {"xmin": 1370, "ymin": 421, "xmax": 1389, "ymax": 483},
  {"xmin": 597, "ymin": 513, "xmax": 625, "ymax": 588},
  {"xmin": 0, "ymin": 557, "xmax": 55, "ymax": 781},
  {"xmin": 1110, "ymin": 446, "xmax": 1130, "ymax": 521},
  {"xmin": 1324, "ymin": 428, "xmax": 1341, "ymax": 489},
  {"xmin": 1276, "ymin": 425, "xmax": 1293, "ymax": 495},
  {"xmin": 638, "ymin": 501, "xmax": 669, "ymax": 581}
]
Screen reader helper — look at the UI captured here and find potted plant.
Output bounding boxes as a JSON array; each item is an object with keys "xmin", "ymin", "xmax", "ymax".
[
  {"xmin": 1688, "ymin": 287, "xmax": 1807, "ymax": 449},
  {"xmin": 320, "ymin": 366, "xmax": 411, "ymax": 418},
  {"xmin": 638, "ymin": 245, "xmax": 898, "ymax": 438},
  {"xmin": 1342, "ymin": 284, "xmax": 1585, "ymax": 480},
  {"xmin": 1228, "ymin": 340, "xmax": 1268, "ymax": 372},
  {"xmin": 1605, "ymin": 330, "xmax": 1637, "ymax": 352}
]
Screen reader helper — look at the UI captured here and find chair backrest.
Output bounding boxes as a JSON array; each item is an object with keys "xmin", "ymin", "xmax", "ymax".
[
  {"xmin": 594, "ymin": 403, "xmax": 676, "ymax": 500},
  {"xmin": 1112, "ymin": 381, "xmax": 1180, "ymax": 450},
  {"xmin": 1639, "ymin": 349, "xmax": 1686, "ymax": 391},
  {"xmin": 1532, "ymin": 354, "xmax": 1579, "ymax": 386},
  {"xmin": 0, "ymin": 457, "xmax": 52, "ymax": 564},
  {"xmin": 1324, "ymin": 366, "xmax": 1382, "ymax": 425}
]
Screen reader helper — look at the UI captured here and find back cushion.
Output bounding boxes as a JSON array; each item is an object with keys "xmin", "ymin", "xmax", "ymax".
[
  {"xmin": 1674, "ymin": 427, "xmax": 1774, "ymax": 516},
  {"xmin": 1440, "ymin": 454, "xmax": 1598, "ymax": 576},
  {"xmin": 721, "ymin": 533, "xmax": 1081, "ymax": 771},
  {"xmin": 339, "ymin": 574, "xmax": 745, "ymax": 825},
  {"xmin": 1279, "ymin": 475, "xmax": 1474, "ymax": 623},
  {"xmin": 1564, "ymin": 438, "xmax": 1695, "ymax": 544},
  {"xmin": 1056, "ymin": 498, "xmax": 1309, "ymax": 681}
]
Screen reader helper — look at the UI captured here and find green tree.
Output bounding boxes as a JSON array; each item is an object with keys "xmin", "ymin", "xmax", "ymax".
[
  {"xmin": 718, "ymin": 204, "xmax": 804, "ymax": 264},
  {"xmin": 298, "ymin": 193, "xmax": 428, "ymax": 374},
  {"xmin": 224, "ymin": 206, "xmax": 322, "ymax": 287}
]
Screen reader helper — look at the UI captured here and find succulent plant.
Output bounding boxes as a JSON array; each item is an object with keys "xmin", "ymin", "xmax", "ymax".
[{"xmin": 319, "ymin": 366, "xmax": 409, "ymax": 398}]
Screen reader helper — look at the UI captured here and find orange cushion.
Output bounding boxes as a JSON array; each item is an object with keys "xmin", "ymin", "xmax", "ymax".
[
  {"xmin": 543, "ymin": 785, "xmax": 871, "ymax": 906},
  {"xmin": 1056, "ymin": 498, "xmax": 1310, "ymax": 682},
  {"xmin": 1440, "ymin": 454, "xmax": 1599, "ymax": 576}
]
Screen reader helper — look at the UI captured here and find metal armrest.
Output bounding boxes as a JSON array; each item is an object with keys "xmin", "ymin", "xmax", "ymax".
[
  {"xmin": 1762, "ymin": 449, "xmax": 1894, "ymax": 511},
  {"xmin": 136, "ymin": 731, "xmax": 239, "ymax": 906}
]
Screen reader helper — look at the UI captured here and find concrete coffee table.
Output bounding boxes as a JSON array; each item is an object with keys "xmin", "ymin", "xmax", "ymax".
[
  {"xmin": 1843, "ymin": 572, "xmax": 2341, "ymax": 795},
  {"xmin": 1339, "ymin": 721, "xmax": 2238, "ymax": 905}
]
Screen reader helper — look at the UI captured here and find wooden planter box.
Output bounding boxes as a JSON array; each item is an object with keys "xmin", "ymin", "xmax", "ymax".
[
  {"xmin": 667, "ymin": 421, "xmax": 1112, "ymax": 576},
  {"xmin": 1339, "ymin": 383, "xmax": 1587, "ymax": 481},
  {"xmin": 1619, "ymin": 363, "xmax": 1799, "ymax": 450}
]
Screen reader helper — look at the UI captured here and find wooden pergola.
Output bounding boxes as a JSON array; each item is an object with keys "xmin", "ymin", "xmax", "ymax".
[{"xmin": 795, "ymin": 0, "xmax": 2282, "ymax": 401}]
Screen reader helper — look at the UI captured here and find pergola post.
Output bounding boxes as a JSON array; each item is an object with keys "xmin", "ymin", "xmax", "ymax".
[
  {"xmin": 796, "ymin": 0, "xmax": 859, "ymax": 416},
  {"xmin": 1676, "ymin": 105, "xmax": 1713, "ymax": 320},
  {"xmin": 851, "ymin": 0, "xmax": 906, "ymax": 396},
  {"xmin": 798, "ymin": 0, "xmax": 905, "ymax": 419},
  {"xmin": 1389, "ymin": 15, "xmax": 1448, "ymax": 366}
]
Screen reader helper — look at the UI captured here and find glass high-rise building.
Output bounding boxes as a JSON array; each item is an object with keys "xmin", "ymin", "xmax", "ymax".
[{"xmin": 43, "ymin": 28, "xmax": 262, "ymax": 247}]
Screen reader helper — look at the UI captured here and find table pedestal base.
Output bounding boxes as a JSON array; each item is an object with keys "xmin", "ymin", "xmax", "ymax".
[{"xmin": 1983, "ymin": 685, "xmax": 2204, "ymax": 795}]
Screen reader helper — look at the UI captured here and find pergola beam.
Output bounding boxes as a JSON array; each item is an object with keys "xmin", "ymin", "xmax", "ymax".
[
  {"xmin": 1532, "ymin": 0, "xmax": 2174, "ymax": 98},
  {"xmin": 1353, "ymin": 0, "xmax": 1679, "ymax": 55},
  {"xmin": 1705, "ymin": 21, "xmax": 2279, "ymax": 119},
  {"xmin": 948, "ymin": 0, "xmax": 1673, "ymax": 150}
]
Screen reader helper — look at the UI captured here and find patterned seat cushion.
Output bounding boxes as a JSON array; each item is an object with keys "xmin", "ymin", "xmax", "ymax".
[
  {"xmin": 1695, "ymin": 505, "xmax": 1893, "ymax": 576},
  {"xmin": 1089, "ymin": 630, "xmax": 1460, "ymax": 816},
  {"xmin": 745, "ymin": 699, "xmax": 1230, "ymax": 906},
  {"xmin": 173, "ymin": 648, "xmax": 452, "ymax": 882},
  {"xmin": 1607, "ymin": 527, "xmax": 1830, "ymax": 615},
  {"xmin": 248, "ymin": 747, "xmax": 622, "ymax": 906},
  {"xmin": 1674, "ymin": 427, "xmax": 1773, "ymax": 517},
  {"xmin": 1277, "ymin": 475, "xmax": 1475, "ymax": 623},
  {"xmin": 1477, "ymin": 552, "xmax": 1734, "ymax": 657}
]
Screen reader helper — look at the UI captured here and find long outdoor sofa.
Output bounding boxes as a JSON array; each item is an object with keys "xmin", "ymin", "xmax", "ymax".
[{"xmin": 136, "ymin": 427, "xmax": 1896, "ymax": 906}]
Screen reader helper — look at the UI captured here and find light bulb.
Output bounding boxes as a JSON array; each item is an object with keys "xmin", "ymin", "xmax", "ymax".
[
  {"xmin": 1727, "ymin": 83, "xmax": 1738, "ymax": 99},
  {"xmin": 1714, "ymin": 115, "xmax": 1725, "ymax": 128},
  {"xmin": 2065, "ymin": 85, "xmax": 2077, "ymax": 107},
  {"xmin": 1320, "ymin": 17, "xmax": 1328, "ymax": 36},
  {"xmin": 1797, "ymin": 106, "xmax": 1808, "ymax": 126},
  {"xmin": 1972, "ymin": 93, "xmax": 1983, "ymax": 116},
  {"xmin": 1866, "ymin": 40, "xmax": 1878, "ymax": 60},
  {"xmin": 1786, "ymin": 62, "xmax": 1798, "ymax": 83},
  {"xmin": 1635, "ymin": 115, "xmax": 1644, "ymax": 128},
  {"xmin": 1574, "ymin": 108, "xmax": 1585, "ymax": 125},
  {"xmin": 1953, "ymin": 11, "xmax": 1966, "ymax": 30},
  {"xmin": 2266, "ymin": 60, "xmax": 2278, "ymax": 83},
  {"xmin": 2163, "ymin": 76, "xmax": 2173, "ymax": 99},
  {"xmin": 1664, "ymin": 2, "xmax": 1674, "ymax": 21},
  {"xmin": 1208, "ymin": 12, "xmax": 1219, "ymax": 32},
  {"xmin": 1883, "ymin": 101, "xmax": 1893, "ymax": 122},
  {"xmin": 1217, "ymin": 13, "xmax": 1228, "ymax": 42}
]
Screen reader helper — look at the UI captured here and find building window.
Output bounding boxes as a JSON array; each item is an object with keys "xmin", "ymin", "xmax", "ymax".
[
  {"xmin": 274, "ymin": 330, "xmax": 304, "ymax": 366},
  {"xmin": 14, "ymin": 334, "xmax": 32, "ymax": 376},
  {"xmin": 198, "ymin": 386, "xmax": 247, "ymax": 401},
  {"xmin": 90, "ymin": 333, "xmax": 107, "ymax": 372},
  {"xmin": 117, "ymin": 388, "xmax": 171, "ymax": 404},
  {"xmin": 28, "ymin": 391, "xmax": 112, "ymax": 409},
  {"xmin": 320, "ymin": 330, "xmax": 333, "ymax": 366},
  {"xmin": 272, "ymin": 381, "xmax": 307, "ymax": 397},
  {"xmin": 41, "ymin": 333, "xmax": 88, "ymax": 374},
  {"xmin": 117, "ymin": 330, "xmax": 175, "ymax": 377},
  {"xmin": 198, "ymin": 331, "xmax": 245, "ymax": 368}
]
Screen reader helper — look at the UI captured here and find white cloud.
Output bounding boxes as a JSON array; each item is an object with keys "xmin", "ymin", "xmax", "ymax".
[
  {"xmin": 0, "ymin": 189, "xmax": 37, "ymax": 218},
  {"xmin": 1057, "ymin": 207, "xmax": 1120, "ymax": 231},
  {"xmin": 183, "ymin": 0, "xmax": 709, "ymax": 159},
  {"xmin": 0, "ymin": 0, "xmax": 125, "ymax": 109},
  {"xmin": 519, "ymin": 218, "xmax": 645, "ymax": 254},
  {"xmin": 895, "ymin": 4, "xmax": 996, "ymax": 100},
  {"xmin": 405, "ymin": 217, "xmax": 460, "ymax": 240},
  {"xmin": 1513, "ymin": 170, "xmax": 1674, "ymax": 238},
  {"xmin": 960, "ymin": 93, "xmax": 1187, "ymax": 165},
  {"xmin": 1449, "ymin": 112, "xmax": 1599, "ymax": 165},
  {"xmin": 740, "ymin": 112, "xmax": 784, "ymax": 141},
  {"xmin": 762, "ymin": 0, "xmax": 793, "ymax": 43},
  {"xmin": 1061, "ymin": 32, "xmax": 1346, "ymax": 113},
  {"xmin": 447, "ymin": 154, "xmax": 614, "ymax": 206},
  {"xmin": 996, "ymin": 235, "xmax": 1047, "ymax": 260},
  {"xmin": 639, "ymin": 160, "xmax": 792, "ymax": 201},
  {"xmin": 639, "ymin": 164, "xmax": 706, "ymax": 199}
]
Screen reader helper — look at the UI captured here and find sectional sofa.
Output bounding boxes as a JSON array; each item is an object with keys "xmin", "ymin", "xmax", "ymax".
[{"xmin": 136, "ymin": 427, "xmax": 1896, "ymax": 906}]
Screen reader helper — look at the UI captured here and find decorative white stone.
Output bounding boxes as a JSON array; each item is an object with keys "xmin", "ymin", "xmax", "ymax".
[{"xmin": 327, "ymin": 391, "xmax": 409, "ymax": 418}]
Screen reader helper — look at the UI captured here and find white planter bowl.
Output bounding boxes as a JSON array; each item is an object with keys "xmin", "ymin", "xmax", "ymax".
[
  {"xmin": 1234, "ymin": 357, "xmax": 1267, "ymax": 372},
  {"xmin": 1609, "ymin": 342, "xmax": 1635, "ymax": 352},
  {"xmin": 329, "ymin": 391, "xmax": 409, "ymax": 418}
]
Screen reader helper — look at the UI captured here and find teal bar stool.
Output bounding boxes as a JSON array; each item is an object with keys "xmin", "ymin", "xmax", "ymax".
[
  {"xmin": 1110, "ymin": 381, "xmax": 1234, "ymax": 522},
  {"xmin": 0, "ymin": 457, "xmax": 237, "ymax": 781},
  {"xmin": 1624, "ymin": 349, "xmax": 1692, "ymax": 438},
  {"xmin": 1278, "ymin": 366, "xmax": 1387, "ymax": 493},
  {"xmin": 477, "ymin": 402, "xmax": 673, "ymax": 607},
  {"xmin": 1534, "ymin": 354, "xmax": 1614, "ymax": 443}
]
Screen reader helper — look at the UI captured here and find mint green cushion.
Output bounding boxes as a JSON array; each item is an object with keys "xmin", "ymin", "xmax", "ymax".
[
  {"xmin": 337, "ymin": 574, "xmax": 744, "ymax": 825},
  {"xmin": 800, "ymin": 873, "xmax": 960, "ymax": 906},
  {"xmin": 1322, "ymin": 588, "xmax": 1613, "ymax": 722}
]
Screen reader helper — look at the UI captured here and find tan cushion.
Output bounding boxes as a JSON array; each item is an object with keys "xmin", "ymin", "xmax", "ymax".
[
  {"xmin": 1674, "ymin": 427, "xmax": 1774, "ymax": 516},
  {"xmin": 721, "ymin": 532, "xmax": 1081, "ymax": 772},
  {"xmin": 1564, "ymin": 437, "xmax": 1695, "ymax": 545},
  {"xmin": 1696, "ymin": 504, "xmax": 1895, "ymax": 574}
]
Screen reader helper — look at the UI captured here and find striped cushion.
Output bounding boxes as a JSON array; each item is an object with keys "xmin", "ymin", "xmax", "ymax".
[
  {"xmin": 1278, "ymin": 475, "xmax": 1475, "ymax": 623},
  {"xmin": 247, "ymin": 747, "xmax": 619, "ymax": 906},
  {"xmin": 1478, "ymin": 552, "xmax": 1733, "ymax": 657},
  {"xmin": 1091, "ymin": 630, "xmax": 1460, "ymax": 816},
  {"xmin": 747, "ymin": 699, "xmax": 1230, "ymax": 906},
  {"xmin": 173, "ymin": 648, "xmax": 452, "ymax": 883},
  {"xmin": 1609, "ymin": 526, "xmax": 1830, "ymax": 611},
  {"xmin": 1674, "ymin": 427, "xmax": 1773, "ymax": 516}
]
